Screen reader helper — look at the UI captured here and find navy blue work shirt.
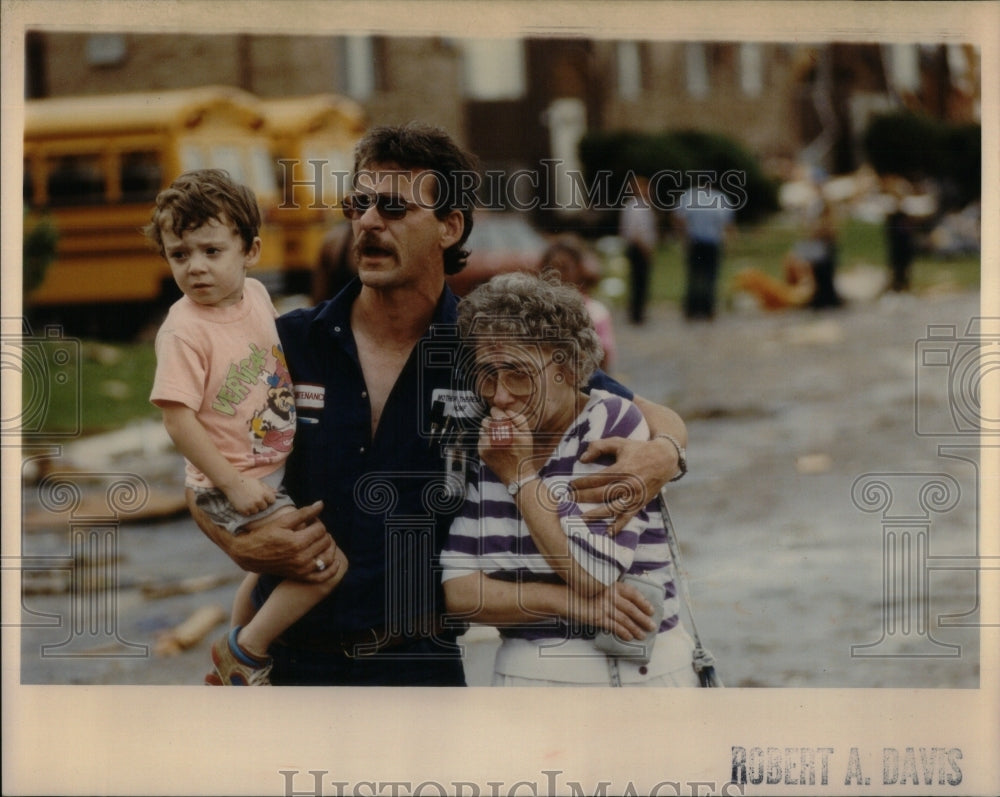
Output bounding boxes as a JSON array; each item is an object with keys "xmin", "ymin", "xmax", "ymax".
[{"xmin": 257, "ymin": 278, "xmax": 633, "ymax": 643}]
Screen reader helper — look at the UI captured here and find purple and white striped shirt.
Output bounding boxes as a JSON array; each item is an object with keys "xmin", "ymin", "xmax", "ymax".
[{"xmin": 441, "ymin": 390, "xmax": 680, "ymax": 642}]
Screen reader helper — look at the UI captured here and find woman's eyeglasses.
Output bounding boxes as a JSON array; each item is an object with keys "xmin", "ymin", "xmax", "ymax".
[
  {"xmin": 341, "ymin": 193, "xmax": 421, "ymax": 221},
  {"xmin": 472, "ymin": 356, "xmax": 557, "ymax": 400}
]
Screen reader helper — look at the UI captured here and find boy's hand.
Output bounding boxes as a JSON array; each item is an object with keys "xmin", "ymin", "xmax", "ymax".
[{"xmin": 222, "ymin": 476, "xmax": 276, "ymax": 516}]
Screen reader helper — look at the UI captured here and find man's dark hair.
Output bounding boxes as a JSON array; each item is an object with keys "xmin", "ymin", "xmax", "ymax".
[{"xmin": 352, "ymin": 123, "xmax": 480, "ymax": 275}]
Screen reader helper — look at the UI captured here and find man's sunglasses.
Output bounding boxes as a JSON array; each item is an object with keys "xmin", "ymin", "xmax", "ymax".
[{"xmin": 341, "ymin": 193, "xmax": 421, "ymax": 221}]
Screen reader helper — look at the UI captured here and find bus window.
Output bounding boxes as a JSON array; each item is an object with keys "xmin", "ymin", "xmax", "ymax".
[
  {"xmin": 180, "ymin": 142, "xmax": 206, "ymax": 171},
  {"xmin": 47, "ymin": 154, "xmax": 105, "ymax": 206},
  {"xmin": 248, "ymin": 145, "xmax": 276, "ymax": 199},
  {"xmin": 121, "ymin": 151, "xmax": 162, "ymax": 202},
  {"xmin": 208, "ymin": 144, "xmax": 245, "ymax": 184}
]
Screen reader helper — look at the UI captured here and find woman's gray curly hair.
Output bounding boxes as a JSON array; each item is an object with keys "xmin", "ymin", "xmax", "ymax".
[{"xmin": 457, "ymin": 270, "xmax": 604, "ymax": 387}]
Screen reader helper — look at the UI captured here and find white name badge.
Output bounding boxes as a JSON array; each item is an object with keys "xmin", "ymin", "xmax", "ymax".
[
  {"xmin": 431, "ymin": 388, "xmax": 482, "ymax": 419},
  {"xmin": 294, "ymin": 383, "xmax": 326, "ymax": 410}
]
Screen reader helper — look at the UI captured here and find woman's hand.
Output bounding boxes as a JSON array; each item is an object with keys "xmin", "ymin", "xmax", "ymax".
[
  {"xmin": 477, "ymin": 409, "xmax": 538, "ymax": 484},
  {"xmin": 569, "ymin": 579, "xmax": 657, "ymax": 640}
]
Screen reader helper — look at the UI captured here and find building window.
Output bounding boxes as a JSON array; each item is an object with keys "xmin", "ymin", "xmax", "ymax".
[
  {"xmin": 85, "ymin": 34, "xmax": 127, "ymax": 66},
  {"xmin": 886, "ymin": 43, "xmax": 920, "ymax": 93},
  {"xmin": 739, "ymin": 43, "xmax": 763, "ymax": 97},
  {"xmin": 685, "ymin": 43, "xmax": 709, "ymax": 98},
  {"xmin": 343, "ymin": 36, "xmax": 376, "ymax": 100},
  {"xmin": 457, "ymin": 38, "xmax": 525, "ymax": 100},
  {"xmin": 616, "ymin": 41, "xmax": 643, "ymax": 100}
]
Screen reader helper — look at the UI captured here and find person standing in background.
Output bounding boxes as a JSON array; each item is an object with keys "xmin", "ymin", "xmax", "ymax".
[
  {"xmin": 674, "ymin": 177, "xmax": 735, "ymax": 321},
  {"xmin": 618, "ymin": 174, "xmax": 658, "ymax": 325}
]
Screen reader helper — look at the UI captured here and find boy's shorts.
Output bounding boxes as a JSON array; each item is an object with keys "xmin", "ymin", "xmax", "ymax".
[{"xmin": 192, "ymin": 468, "xmax": 296, "ymax": 534}]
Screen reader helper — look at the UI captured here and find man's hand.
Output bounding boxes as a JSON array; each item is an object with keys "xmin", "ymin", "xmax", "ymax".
[
  {"xmin": 572, "ymin": 436, "xmax": 678, "ymax": 533},
  {"xmin": 188, "ymin": 493, "xmax": 339, "ymax": 583}
]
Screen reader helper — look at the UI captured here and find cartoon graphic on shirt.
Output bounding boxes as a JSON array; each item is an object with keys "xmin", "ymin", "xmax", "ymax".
[{"xmin": 249, "ymin": 345, "xmax": 296, "ymax": 458}]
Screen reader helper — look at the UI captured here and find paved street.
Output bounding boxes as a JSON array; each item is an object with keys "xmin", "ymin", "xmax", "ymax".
[{"xmin": 17, "ymin": 286, "xmax": 983, "ymax": 687}]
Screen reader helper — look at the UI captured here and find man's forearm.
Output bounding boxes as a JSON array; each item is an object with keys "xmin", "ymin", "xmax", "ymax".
[{"xmin": 632, "ymin": 395, "xmax": 687, "ymax": 447}]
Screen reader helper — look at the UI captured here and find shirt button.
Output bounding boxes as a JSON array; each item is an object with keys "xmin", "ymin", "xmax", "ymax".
[
  {"xmin": 361, "ymin": 391, "xmax": 368, "ymax": 399},
  {"xmin": 639, "ymin": 666, "xmax": 648, "ymax": 675},
  {"xmin": 333, "ymin": 326, "xmax": 342, "ymax": 333},
  {"xmin": 359, "ymin": 447, "xmax": 366, "ymax": 454}
]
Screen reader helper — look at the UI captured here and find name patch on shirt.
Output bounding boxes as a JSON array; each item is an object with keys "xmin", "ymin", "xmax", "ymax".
[
  {"xmin": 431, "ymin": 388, "xmax": 483, "ymax": 419},
  {"xmin": 294, "ymin": 383, "xmax": 326, "ymax": 410}
]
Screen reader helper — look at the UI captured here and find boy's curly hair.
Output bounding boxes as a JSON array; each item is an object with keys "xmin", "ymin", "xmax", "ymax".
[{"xmin": 144, "ymin": 169, "xmax": 261, "ymax": 256}]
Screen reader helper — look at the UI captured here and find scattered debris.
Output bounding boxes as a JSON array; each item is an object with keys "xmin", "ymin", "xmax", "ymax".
[
  {"xmin": 776, "ymin": 319, "xmax": 846, "ymax": 347},
  {"xmin": 796, "ymin": 453, "xmax": 833, "ymax": 474},
  {"xmin": 141, "ymin": 573, "xmax": 241, "ymax": 600},
  {"xmin": 21, "ymin": 419, "xmax": 176, "ymax": 484},
  {"xmin": 22, "ymin": 486, "xmax": 188, "ymax": 532},
  {"xmin": 153, "ymin": 604, "xmax": 228, "ymax": 657}
]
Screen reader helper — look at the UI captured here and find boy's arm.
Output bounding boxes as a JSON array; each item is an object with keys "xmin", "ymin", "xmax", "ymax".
[{"xmin": 159, "ymin": 401, "xmax": 275, "ymax": 515}]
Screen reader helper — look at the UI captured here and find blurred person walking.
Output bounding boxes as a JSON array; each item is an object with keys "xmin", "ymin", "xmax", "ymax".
[
  {"xmin": 792, "ymin": 193, "xmax": 843, "ymax": 310},
  {"xmin": 618, "ymin": 174, "xmax": 658, "ymax": 325},
  {"xmin": 884, "ymin": 178, "xmax": 917, "ymax": 294},
  {"xmin": 674, "ymin": 177, "xmax": 735, "ymax": 321}
]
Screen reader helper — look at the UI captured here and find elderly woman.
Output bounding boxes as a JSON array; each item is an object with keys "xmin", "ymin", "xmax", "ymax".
[{"xmin": 441, "ymin": 271, "xmax": 699, "ymax": 687}]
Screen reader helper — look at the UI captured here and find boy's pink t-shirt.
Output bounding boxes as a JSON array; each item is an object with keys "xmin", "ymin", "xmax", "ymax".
[{"xmin": 150, "ymin": 278, "xmax": 296, "ymax": 489}]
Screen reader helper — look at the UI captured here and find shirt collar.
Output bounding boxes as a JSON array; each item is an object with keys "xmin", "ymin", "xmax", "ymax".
[{"xmin": 308, "ymin": 277, "xmax": 459, "ymax": 343}]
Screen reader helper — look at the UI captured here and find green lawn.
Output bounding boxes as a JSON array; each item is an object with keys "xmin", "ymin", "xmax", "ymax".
[
  {"xmin": 20, "ymin": 339, "xmax": 161, "ymax": 440},
  {"xmin": 646, "ymin": 217, "xmax": 980, "ymax": 305},
  {"xmin": 19, "ymin": 218, "xmax": 980, "ymax": 440}
]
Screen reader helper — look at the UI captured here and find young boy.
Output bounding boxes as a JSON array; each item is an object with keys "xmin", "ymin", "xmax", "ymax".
[{"xmin": 147, "ymin": 169, "xmax": 347, "ymax": 685}]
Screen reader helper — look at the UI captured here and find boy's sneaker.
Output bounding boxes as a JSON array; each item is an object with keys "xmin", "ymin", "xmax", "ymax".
[{"xmin": 208, "ymin": 628, "xmax": 272, "ymax": 686}]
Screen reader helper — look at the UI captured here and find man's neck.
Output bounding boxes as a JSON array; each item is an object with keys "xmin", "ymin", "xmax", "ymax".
[
  {"xmin": 352, "ymin": 281, "xmax": 442, "ymax": 349},
  {"xmin": 351, "ymin": 281, "xmax": 443, "ymax": 436}
]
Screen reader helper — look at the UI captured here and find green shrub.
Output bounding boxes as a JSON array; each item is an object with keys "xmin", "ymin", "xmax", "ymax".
[
  {"xmin": 862, "ymin": 111, "xmax": 981, "ymax": 209},
  {"xmin": 578, "ymin": 128, "xmax": 779, "ymax": 224},
  {"xmin": 23, "ymin": 211, "xmax": 59, "ymax": 295}
]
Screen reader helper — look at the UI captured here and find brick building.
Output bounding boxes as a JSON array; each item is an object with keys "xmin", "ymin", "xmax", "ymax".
[{"xmin": 26, "ymin": 31, "xmax": 980, "ymax": 194}]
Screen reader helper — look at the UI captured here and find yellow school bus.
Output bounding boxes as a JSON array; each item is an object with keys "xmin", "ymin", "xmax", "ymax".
[
  {"xmin": 259, "ymin": 94, "xmax": 366, "ymax": 290},
  {"xmin": 23, "ymin": 86, "xmax": 285, "ymax": 314}
]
